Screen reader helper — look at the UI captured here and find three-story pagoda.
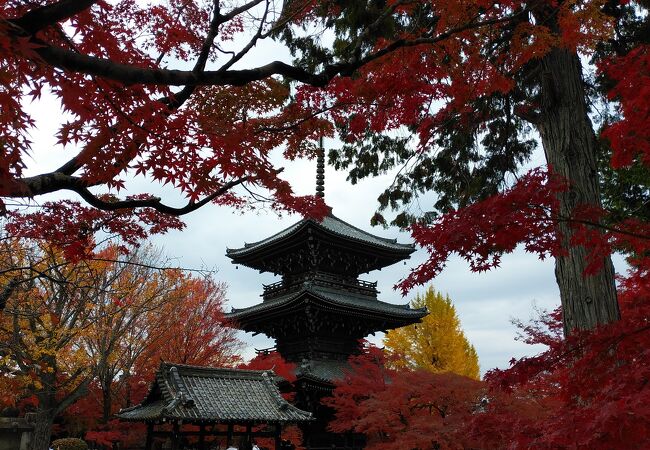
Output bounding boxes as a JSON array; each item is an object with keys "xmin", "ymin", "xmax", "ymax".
[
  {"xmin": 225, "ymin": 148, "xmax": 427, "ymax": 449},
  {"xmin": 225, "ymin": 213, "xmax": 426, "ymax": 449}
]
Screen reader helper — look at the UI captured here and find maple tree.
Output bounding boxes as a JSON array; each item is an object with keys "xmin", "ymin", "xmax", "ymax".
[
  {"xmin": 464, "ymin": 275, "xmax": 650, "ymax": 449},
  {"xmin": 327, "ymin": 275, "xmax": 650, "ymax": 449},
  {"xmin": 2, "ymin": 0, "xmax": 641, "ymax": 336},
  {"xmin": 0, "ymin": 0, "xmax": 460, "ymax": 225},
  {"xmin": 239, "ymin": 350, "xmax": 297, "ymax": 383},
  {"xmin": 147, "ymin": 275, "xmax": 242, "ymax": 367},
  {"xmin": 384, "ymin": 286, "xmax": 479, "ymax": 379},
  {"xmin": 325, "ymin": 346, "xmax": 489, "ymax": 450}
]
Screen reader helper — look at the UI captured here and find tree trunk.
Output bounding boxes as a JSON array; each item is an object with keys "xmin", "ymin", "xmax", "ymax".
[
  {"xmin": 102, "ymin": 383, "xmax": 112, "ymax": 423},
  {"xmin": 30, "ymin": 410, "xmax": 54, "ymax": 450},
  {"xmin": 535, "ymin": 47, "xmax": 620, "ymax": 334}
]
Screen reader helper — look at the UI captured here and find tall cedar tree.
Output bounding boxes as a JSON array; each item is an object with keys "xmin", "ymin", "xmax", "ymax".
[
  {"xmin": 384, "ymin": 286, "xmax": 480, "ymax": 379},
  {"xmin": 284, "ymin": 1, "xmax": 650, "ymax": 334}
]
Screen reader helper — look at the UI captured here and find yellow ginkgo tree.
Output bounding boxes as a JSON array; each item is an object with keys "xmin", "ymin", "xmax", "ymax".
[{"xmin": 384, "ymin": 286, "xmax": 480, "ymax": 380}]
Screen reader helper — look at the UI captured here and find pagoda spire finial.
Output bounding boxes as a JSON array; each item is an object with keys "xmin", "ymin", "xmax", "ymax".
[{"xmin": 316, "ymin": 137, "xmax": 325, "ymax": 198}]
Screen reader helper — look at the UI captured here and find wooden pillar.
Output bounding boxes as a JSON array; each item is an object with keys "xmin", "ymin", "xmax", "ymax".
[
  {"xmin": 227, "ymin": 423, "xmax": 234, "ymax": 447},
  {"xmin": 274, "ymin": 424, "xmax": 282, "ymax": 450},
  {"xmin": 171, "ymin": 421, "xmax": 180, "ymax": 450},
  {"xmin": 246, "ymin": 423, "xmax": 252, "ymax": 450},
  {"xmin": 198, "ymin": 424, "xmax": 206, "ymax": 450},
  {"xmin": 145, "ymin": 423, "xmax": 154, "ymax": 450}
]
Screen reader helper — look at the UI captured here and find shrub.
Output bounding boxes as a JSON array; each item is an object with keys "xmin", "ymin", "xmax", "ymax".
[{"xmin": 51, "ymin": 438, "xmax": 88, "ymax": 450}]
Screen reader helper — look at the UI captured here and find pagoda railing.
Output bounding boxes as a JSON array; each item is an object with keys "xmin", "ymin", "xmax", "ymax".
[{"xmin": 262, "ymin": 271, "xmax": 378, "ymax": 299}]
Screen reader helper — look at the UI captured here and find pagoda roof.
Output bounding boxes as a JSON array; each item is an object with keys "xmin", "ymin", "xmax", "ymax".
[
  {"xmin": 117, "ymin": 363, "xmax": 312, "ymax": 424},
  {"xmin": 226, "ymin": 214, "xmax": 414, "ymax": 266},
  {"xmin": 226, "ymin": 284, "xmax": 427, "ymax": 324},
  {"xmin": 296, "ymin": 359, "xmax": 350, "ymax": 385}
]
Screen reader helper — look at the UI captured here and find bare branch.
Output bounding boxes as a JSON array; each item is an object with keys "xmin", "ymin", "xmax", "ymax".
[{"xmin": 218, "ymin": 0, "xmax": 270, "ymax": 72}]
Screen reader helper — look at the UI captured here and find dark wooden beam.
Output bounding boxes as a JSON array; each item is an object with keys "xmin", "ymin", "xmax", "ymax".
[
  {"xmin": 246, "ymin": 423, "xmax": 253, "ymax": 450},
  {"xmin": 152, "ymin": 430, "xmax": 277, "ymax": 438}
]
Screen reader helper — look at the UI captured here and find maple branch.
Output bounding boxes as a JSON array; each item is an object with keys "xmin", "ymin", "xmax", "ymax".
[
  {"xmin": 165, "ymin": 0, "xmax": 232, "ymax": 108},
  {"xmin": 557, "ymin": 216, "xmax": 650, "ymax": 242},
  {"xmin": 0, "ymin": 278, "xmax": 20, "ymax": 312},
  {"xmin": 218, "ymin": 0, "xmax": 270, "ymax": 72},
  {"xmin": 12, "ymin": 0, "xmax": 99, "ymax": 34},
  {"xmin": 32, "ymin": 44, "xmax": 335, "ymax": 86},
  {"xmin": 54, "ymin": 377, "xmax": 91, "ymax": 416},
  {"xmin": 16, "ymin": 166, "xmax": 247, "ymax": 215},
  {"xmin": 73, "ymin": 176, "xmax": 248, "ymax": 215},
  {"xmin": 7, "ymin": 9, "xmax": 526, "ymax": 89},
  {"xmin": 50, "ymin": 0, "xmax": 229, "ymax": 178}
]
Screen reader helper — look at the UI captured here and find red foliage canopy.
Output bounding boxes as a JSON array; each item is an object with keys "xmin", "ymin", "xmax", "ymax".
[
  {"xmin": 328, "ymin": 295, "xmax": 650, "ymax": 449},
  {"xmin": 326, "ymin": 347, "xmax": 488, "ymax": 450}
]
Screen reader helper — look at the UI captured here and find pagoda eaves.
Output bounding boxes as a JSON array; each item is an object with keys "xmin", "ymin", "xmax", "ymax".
[{"xmin": 226, "ymin": 214, "xmax": 415, "ymax": 275}]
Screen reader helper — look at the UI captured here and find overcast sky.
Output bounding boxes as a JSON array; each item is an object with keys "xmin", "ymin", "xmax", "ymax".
[{"xmin": 16, "ymin": 21, "xmax": 628, "ymax": 377}]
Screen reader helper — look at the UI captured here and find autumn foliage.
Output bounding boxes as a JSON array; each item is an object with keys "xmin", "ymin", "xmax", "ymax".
[
  {"xmin": 325, "ymin": 346, "xmax": 486, "ymax": 450},
  {"xmin": 0, "ymin": 233, "xmax": 241, "ymax": 449},
  {"xmin": 384, "ymin": 286, "xmax": 480, "ymax": 379},
  {"xmin": 473, "ymin": 275, "xmax": 650, "ymax": 449},
  {"xmin": 2, "ymin": 1, "xmax": 650, "ymax": 449},
  {"xmin": 327, "ymin": 272, "xmax": 650, "ymax": 449}
]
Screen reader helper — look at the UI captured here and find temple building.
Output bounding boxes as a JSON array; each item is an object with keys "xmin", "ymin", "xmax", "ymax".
[
  {"xmin": 225, "ymin": 151, "xmax": 427, "ymax": 449},
  {"xmin": 118, "ymin": 363, "xmax": 312, "ymax": 450}
]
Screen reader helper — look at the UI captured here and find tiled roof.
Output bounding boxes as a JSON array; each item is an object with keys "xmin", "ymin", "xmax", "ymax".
[
  {"xmin": 227, "ymin": 284, "xmax": 427, "ymax": 322},
  {"xmin": 296, "ymin": 359, "xmax": 351, "ymax": 384},
  {"xmin": 118, "ymin": 363, "xmax": 312, "ymax": 423},
  {"xmin": 226, "ymin": 214, "xmax": 414, "ymax": 257}
]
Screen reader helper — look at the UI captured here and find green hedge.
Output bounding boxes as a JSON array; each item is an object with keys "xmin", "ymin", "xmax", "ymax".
[{"xmin": 51, "ymin": 438, "xmax": 89, "ymax": 450}]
